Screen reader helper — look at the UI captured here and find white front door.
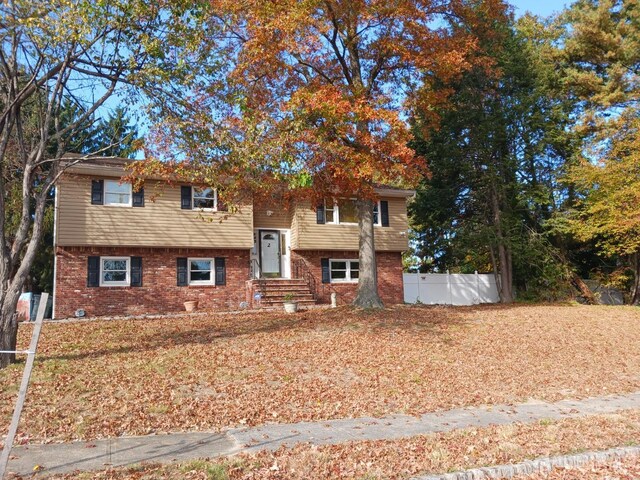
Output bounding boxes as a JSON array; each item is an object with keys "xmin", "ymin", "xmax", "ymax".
[{"xmin": 260, "ymin": 230, "xmax": 281, "ymax": 277}]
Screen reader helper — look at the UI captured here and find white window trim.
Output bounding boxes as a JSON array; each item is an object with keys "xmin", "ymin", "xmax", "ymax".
[
  {"xmin": 192, "ymin": 187, "xmax": 218, "ymax": 212},
  {"xmin": 188, "ymin": 257, "xmax": 215, "ymax": 286},
  {"xmin": 104, "ymin": 180, "xmax": 132, "ymax": 207},
  {"xmin": 99, "ymin": 256, "xmax": 130, "ymax": 287},
  {"xmin": 325, "ymin": 201, "xmax": 337, "ymax": 224},
  {"xmin": 329, "ymin": 258, "xmax": 360, "ymax": 283},
  {"xmin": 372, "ymin": 200, "xmax": 382, "ymax": 227},
  {"xmin": 325, "ymin": 199, "xmax": 382, "ymax": 226}
]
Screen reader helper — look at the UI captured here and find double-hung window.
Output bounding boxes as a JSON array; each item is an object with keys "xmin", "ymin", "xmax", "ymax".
[
  {"xmin": 104, "ymin": 180, "xmax": 132, "ymax": 206},
  {"xmin": 192, "ymin": 187, "xmax": 216, "ymax": 210},
  {"xmin": 329, "ymin": 259, "xmax": 359, "ymax": 283},
  {"xmin": 189, "ymin": 258, "xmax": 215, "ymax": 285},
  {"xmin": 100, "ymin": 257, "xmax": 130, "ymax": 286},
  {"xmin": 326, "ymin": 199, "xmax": 381, "ymax": 225},
  {"xmin": 88, "ymin": 256, "xmax": 141, "ymax": 288},
  {"xmin": 326, "ymin": 199, "xmax": 358, "ymax": 225}
]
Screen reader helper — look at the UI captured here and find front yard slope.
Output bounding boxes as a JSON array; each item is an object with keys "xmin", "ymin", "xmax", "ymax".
[{"xmin": 1, "ymin": 304, "xmax": 639, "ymax": 443}]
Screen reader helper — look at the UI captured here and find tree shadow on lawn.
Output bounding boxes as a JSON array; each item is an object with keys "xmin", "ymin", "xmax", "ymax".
[{"xmin": 39, "ymin": 304, "xmax": 509, "ymax": 363}]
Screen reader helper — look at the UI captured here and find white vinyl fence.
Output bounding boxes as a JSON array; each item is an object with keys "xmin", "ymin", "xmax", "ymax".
[{"xmin": 403, "ymin": 272, "xmax": 500, "ymax": 305}]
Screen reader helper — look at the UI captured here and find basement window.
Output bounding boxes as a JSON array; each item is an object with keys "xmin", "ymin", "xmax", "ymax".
[
  {"xmin": 100, "ymin": 257, "xmax": 130, "ymax": 286},
  {"xmin": 189, "ymin": 258, "xmax": 215, "ymax": 285},
  {"xmin": 329, "ymin": 259, "xmax": 359, "ymax": 283}
]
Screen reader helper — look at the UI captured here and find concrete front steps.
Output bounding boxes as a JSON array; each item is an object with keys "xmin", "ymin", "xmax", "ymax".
[{"xmin": 248, "ymin": 278, "xmax": 317, "ymax": 308}]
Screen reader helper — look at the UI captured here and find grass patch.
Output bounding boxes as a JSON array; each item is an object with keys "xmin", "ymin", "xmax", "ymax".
[{"xmin": 181, "ymin": 460, "xmax": 228, "ymax": 479}]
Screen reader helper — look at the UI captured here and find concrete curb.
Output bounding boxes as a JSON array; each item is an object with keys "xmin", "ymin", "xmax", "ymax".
[{"xmin": 416, "ymin": 445, "xmax": 640, "ymax": 480}]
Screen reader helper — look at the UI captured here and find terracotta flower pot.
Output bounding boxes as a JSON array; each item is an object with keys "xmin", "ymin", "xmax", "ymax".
[{"xmin": 184, "ymin": 301, "xmax": 199, "ymax": 312}]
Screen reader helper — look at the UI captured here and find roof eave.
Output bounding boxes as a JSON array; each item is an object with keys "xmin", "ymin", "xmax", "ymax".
[{"xmin": 374, "ymin": 186, "xmax": 416, "ymax": 198}]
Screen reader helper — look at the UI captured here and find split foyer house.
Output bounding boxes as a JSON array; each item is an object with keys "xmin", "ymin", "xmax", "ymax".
[{"xmin": 52, "ymin": 157, "xmax": 414, "ymax": 318}]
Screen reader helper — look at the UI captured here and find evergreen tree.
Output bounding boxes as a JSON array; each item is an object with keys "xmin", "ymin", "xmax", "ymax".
[{"xmin": 410, "ymin": 12, "xmax": 575, "ymax": 301}]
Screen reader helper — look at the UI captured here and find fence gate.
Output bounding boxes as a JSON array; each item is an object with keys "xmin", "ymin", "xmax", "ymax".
[{"xmin": 403, "ymin": 272, "xmax": 499, "ymax": 305}]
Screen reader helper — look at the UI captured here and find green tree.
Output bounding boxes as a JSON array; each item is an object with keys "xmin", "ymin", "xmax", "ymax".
[
  {"xmin": 79, "ymin": 108, "xmax": 140, "ymax": 158},
  {"xmin": 410, "ymin": 12, "xmax": 575, "ymax": 302},
  {"xmin": 562, "ymin": 0, "xmax": 640, "ymax": 136},
  {"xmin": 54, "ymin": 104, "xmax": 140, "ymax": 158},
  {"xmin": 561, "ymin": 113, "xmax": 640, "ymax": 303}
]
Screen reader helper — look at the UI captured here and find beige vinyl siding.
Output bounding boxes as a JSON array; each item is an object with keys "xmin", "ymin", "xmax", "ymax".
[
  {"xmin": 291, "ymin": 198, "xmax": 409, "ymax": 252},
  {"xmin": 253, "ymin": 203, "xmax": 292, "ymax": 229},
  {"xmin": 290, "ymin": 206, "xmax": 300, "ymax": 250},
  {"xmin": 56, "ymin": 175, "xmax": 253, "ymax": 248}
]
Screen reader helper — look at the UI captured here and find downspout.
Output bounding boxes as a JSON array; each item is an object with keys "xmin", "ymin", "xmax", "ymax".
[{"xmin": 52, "ymin": 185, "xmax": 59, "ymax": 319}]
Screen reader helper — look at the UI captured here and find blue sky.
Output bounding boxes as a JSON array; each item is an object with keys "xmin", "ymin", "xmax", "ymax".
[
  {"xmin": 510, "ymin": 0, "xmax": 571, "ymax": 18},
  {"xmin": 118, "ymin": 0, "xmax": 571, "ymax": 159}
]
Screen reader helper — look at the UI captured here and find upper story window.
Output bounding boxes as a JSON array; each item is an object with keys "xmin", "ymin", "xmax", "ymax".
[
  {"xmin": 193, "ymin": 187, "xmax": 217, "ymax": 210},
  {"xmin": 104, "ymin": 180, "xmax": 132, "ymax": 206},
  {"xmin": 91, "ymin": 179, "xmax": 144, "ymax": 207},
  {"xmin": 325, "ymin": 199, "xmax": 382, "ymax": 226},
  {"xmin": 181, "ymin": 185, "xmax": 219, "ymax": 211},
  {"xmin": 326, "ymin": 199, "xmax": 358, "ymax": 225},
  {"xmin": 372, "ymin": 202, "xmax": 382, "ymax": 226}
]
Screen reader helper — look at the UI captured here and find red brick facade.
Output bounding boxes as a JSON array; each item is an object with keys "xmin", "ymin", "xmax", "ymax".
[
  {"xmin": 54, "ymin": 246, "xmax": 250, "ymax": 318},
  {"xmin": 291, "ymin": 250, "xmax": 404, "ymax": 305},
  {"xmin": 54, "ymin": 247, "xmax": 404, "ymax": 318}
]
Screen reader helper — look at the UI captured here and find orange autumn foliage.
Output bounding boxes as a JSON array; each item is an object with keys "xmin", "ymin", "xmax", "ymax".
[
  {"xmin": 217, "ymin": 0, "xmax": 508, "ymax": 198},
  {"xmin": 134, "ymin": 0, "xmax": 509, "ymax": 205}
]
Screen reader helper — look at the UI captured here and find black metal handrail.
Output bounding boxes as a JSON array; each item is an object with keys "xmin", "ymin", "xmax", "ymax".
[{"xmin": 292, "ymin": 258, "xmax": 317, "ymax": 300}]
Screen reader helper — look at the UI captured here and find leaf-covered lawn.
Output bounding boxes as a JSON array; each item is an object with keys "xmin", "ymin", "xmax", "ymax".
[
  {"xmin": 2, "ymin": 304, "xmax": 640, "ymax": 443},
  {"xmin": 21, "ymin": 410, "xmax": 640, "ymax": 479}
]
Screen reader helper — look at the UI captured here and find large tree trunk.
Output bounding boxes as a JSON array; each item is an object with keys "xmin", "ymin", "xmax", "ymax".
[
  {"xmin": 497, "ymin": 242, "xmax": 514, "ymax": 303},
  {"xmin": 631, "ymin": 253, "xmax": 640, "ymax": 306},
  {"xmin": 489, "ymin": 183, "xmax": 514, "ymax": 303},
  {"xmin": 0, "ymin": 175, "xmax": 52, "ymax": 369},
  {"xmin": 0, "ymin": 286, "xmax": 22, "ymax": 368},
  {"xmin": 353, "ymin": 198, "xmax": 384, "ymax": 309}
]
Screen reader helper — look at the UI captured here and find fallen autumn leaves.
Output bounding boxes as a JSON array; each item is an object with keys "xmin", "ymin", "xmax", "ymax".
[
  {"xmin": 2, "ymin": 304, "xmax": 640, "ymax": 445},
  {"xmin": 20, "ymin": 410, "xmax": 640, "ymax": 479}
]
